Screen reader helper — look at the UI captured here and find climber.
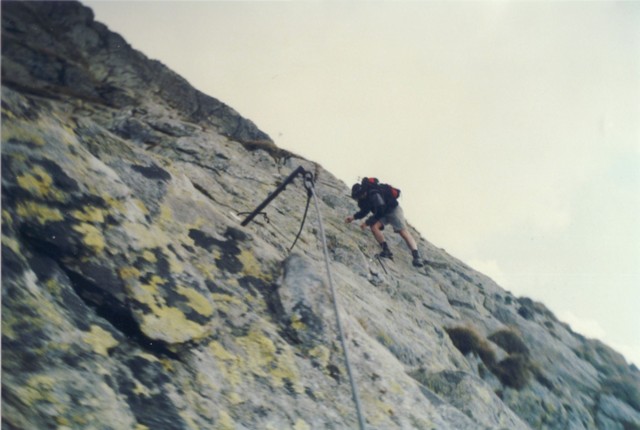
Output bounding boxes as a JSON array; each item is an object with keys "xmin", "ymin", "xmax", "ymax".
[{"xmin": 345, "ymin": 177, "xmax": 424, "ymax": 268}]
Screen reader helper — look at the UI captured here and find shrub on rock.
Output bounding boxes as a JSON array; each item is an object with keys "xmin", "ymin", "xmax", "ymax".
[
  {"xmin": 445, "ymin": 326, "xmax": 496, "ymax": 368},
  {"xmin": 493, "ymin": 354, "xmax": 532, "ymax": 390},
  {"xmin": 488, "ymin": 329, "xmax": 530, "ymax": 356}
]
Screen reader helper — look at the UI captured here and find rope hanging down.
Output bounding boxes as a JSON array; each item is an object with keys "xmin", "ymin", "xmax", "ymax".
[
  {"xmin": 240, "ymin": 167, "xmax": 366, "ymax": 430},
  {"xmin": 288, "ymin": 183, "xmax": 312, "ymax": 253}
]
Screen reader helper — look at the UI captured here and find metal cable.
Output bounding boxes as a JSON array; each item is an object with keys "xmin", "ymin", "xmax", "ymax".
[
  {"xmin": 304, "ymin": 173, "xmax": 367, "ymax": 430},
  {"xmin": 240, "ymin": 167, "xmax": 366, "ymax": 428},
  {"xmin": 288, "ymin": 188, "xmax": 312, "ymax": 253}
]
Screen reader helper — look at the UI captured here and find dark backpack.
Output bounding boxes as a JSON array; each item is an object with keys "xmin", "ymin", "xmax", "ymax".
[{"xmin": 361, "ymin": 177, "xmax": 401, "ymax": 200}]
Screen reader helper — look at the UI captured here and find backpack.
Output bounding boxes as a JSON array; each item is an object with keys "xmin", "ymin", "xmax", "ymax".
[{"xmin": 361, "ymin": 177, "xmax": 401, "ymax": 200}]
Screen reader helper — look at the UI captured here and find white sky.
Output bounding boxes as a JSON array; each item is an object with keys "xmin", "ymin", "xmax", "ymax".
[{"xmin": 86, "ymin": 1, "xmax": 639, "ymax": 366}]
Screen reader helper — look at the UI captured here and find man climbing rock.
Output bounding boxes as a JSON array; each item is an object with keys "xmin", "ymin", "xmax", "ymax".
[{"xmin": 345, "ymin": 178, "xmax": 424, "ymax": 268}]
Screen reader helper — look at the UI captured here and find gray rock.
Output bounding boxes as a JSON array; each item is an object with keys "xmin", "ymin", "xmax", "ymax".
[{"xmin": 2, "ymin": 2, "xmax": 639, "ymax": 430}]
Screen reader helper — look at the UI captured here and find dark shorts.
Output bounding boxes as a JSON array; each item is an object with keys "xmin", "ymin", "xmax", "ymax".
[{"xmin": 380, "ymin": 206, "xmax": 407, "ymax": 232}]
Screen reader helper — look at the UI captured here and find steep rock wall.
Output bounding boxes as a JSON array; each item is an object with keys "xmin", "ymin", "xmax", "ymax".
[{"xmin": 2, "ymin": 2, "xmax": 639, "ymax": 429}]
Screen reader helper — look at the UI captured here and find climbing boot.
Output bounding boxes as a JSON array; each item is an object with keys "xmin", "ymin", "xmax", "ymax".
[
  {"xmin": 412, "ymin": 250, "xmax": 424, "ymax": 268},
  {"xmin": 378, "ymin": 243, "xmax": 393, "ymax": 260}
]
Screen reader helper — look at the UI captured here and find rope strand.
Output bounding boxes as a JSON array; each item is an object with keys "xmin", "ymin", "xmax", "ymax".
[
  {"xmin": 288, "ymin": 187, "xmax": 312, "ymax": 253},
  {"xmin": 305, "ymin": 173, "xmax": 366, "ymax": 430},
  {"xmin": 240, "ymin": 167, "xmax": 366, "ymax": 429}
]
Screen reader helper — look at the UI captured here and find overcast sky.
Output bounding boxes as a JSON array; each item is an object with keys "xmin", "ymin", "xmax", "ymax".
[{"xmin": 86, "ymin": 1, "xmax": 639, "ymax": 366}]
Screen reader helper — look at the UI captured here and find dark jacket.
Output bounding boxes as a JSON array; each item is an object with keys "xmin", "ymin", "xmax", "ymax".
[{"xmin": 353, "ymin": 184, "xmax": 399, "ymax": 226}]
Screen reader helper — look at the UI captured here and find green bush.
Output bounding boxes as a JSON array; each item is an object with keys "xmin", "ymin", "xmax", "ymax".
[
  {"xmin": 488, "ymin": 329, "xmax": 530, "ymax": 356},
  {"xmin": 445, "ymin": 326, "xmax": 496, "ymax": 368}
]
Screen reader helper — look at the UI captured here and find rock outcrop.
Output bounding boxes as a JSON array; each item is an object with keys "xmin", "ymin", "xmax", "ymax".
[{"xmin": 2, "ymin": 2, "xmax": 639, "ymax": 429}]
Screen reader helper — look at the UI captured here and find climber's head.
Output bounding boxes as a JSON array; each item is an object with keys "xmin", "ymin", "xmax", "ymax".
[{"xmin": 351, "ymin": 183, "xmax": 365, "ymax": 200}]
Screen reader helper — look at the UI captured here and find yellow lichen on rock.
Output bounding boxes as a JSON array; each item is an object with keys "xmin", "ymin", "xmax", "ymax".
[
  {"xmin": 140, "ymin": 305, "xmax": 209, "ymax": 343},
  {"xmin": 19, "ymin": 374, "xmax": 58, "ymax": 405},
  {"xmin": 103, "ymin": 194, "xmax": 126, "ymax": 214},
  {"xmin": 84, "ymin": 325, "xmax": 118, "ymax": 356},
  {"xmin": 237, "ymin": 327, "xmax": 304, "ymax": 394},
  {"xmin": 210, "ymin": 293, "xmax": 246, "ymax": 314},
  {"xmin": 16, "ymin": 166, "xmax": 62, "ymax": 200},
  {"xmin": 294, "ymin": 419, "xmax": 311, "ymax": 430},
  {"xmin": 2, "ymin": 234, "xmax": 23, "ymax": 258},
  {"xmin": 167, "ymin": 250, "xmax": 184, "ymax": 273},
  {"xmin": 133, "ymin": 199, "xmax": 150, "ymax": 215},
  {"xmin": 209, "ymin": 341, "xmax": 236, "ymax": 361},
  {"xmin": 177, "ymin": 285, "xmax": 214, "ymax": 317},
  {"xmin": 16, "ymin": 201, "xmax": 64, "ymax": 224},
  {"xmin": 2, "ymin": 209, "xmax": 13, "ymax": 226},
  {"xmin": 124, "ymin": 272, "xmax": 212, "ymax": 343},
  {"xmin": 179, "ymin": 411, "xmax": 200, "ymax": 430},
  {"xmin": 132, "ymin": 380, "xmax": 151, "ymax": 397},
  {"xmin": 237, "ymin": 329, "xmax": 277, "ymax": 379},
  {"xmin": 72, "ymin": 222, "xmax": 105, "ymax": 253},
  {"xmin": 17, "ymin": 274, "xmax": 67, "ymax": 329},
  {"xmin": 44, "ymin": 278, "xmax": 62, "ymax": 295},
  {"xmin": 227, "ymin": 391, "xmax": 243, "ymax": 405},
  {"xmin": 123, "ymin": 221, "xmax": 171, "ymax": 250},
  {"xmin": 2, "ymin": 121, "xmax": 47, "ymax": 146},
  {"xmin": 290, "ymin": 313, "xmax": 307, "ymax": 331},
  {"xmin": 308, "ymin": 345, "xmax": 331, "ymax": 368},
  {"xmin": 56, "ymin": 415, "xmax": 71, "ymax": 426},
  {"xmin": 71, "ymin": 206, "xmax": 105, "ymax": 223},
  {"xmin": 142, "ymin": 250, "xmax": 157, "ymax": 263},
  {"xmin": 135, "ymin": 275, "xmax": 165, "ymax": 308},
  {"xmin": 158, "ymin": 204, "xmax": 174, "ymax": 224},
  {"xmin": 192, "ymin": 260, "xmax": 217, "ymax": 280},
  {"xmin": 389, "ymin": 380, "xmax": 404, "ymax": 395},
  {"xmin": 216, "ymin": 410, "xmax": 235, "ymax": 430},
  {"xmin": 1, "ymin": 106, "xmax": 16, "ymax": 120},
  {"xmin": 160, "ymin": 359, "xmax": 175, "ymax": 373},
  {"xmin": 119, "ymin": 266, "xmax": 141, "ymax": 280},
  {"xmin": 237, "ymin": 249, "xmax": 267, "ymax": 280},
  {"xmin": 136, "ymin": 351, "xmax": 160, "ymax": 363},
  {"xmin": 363, "ymin": 397, "xmax": 396, "ymax": 425},
  {"xmin": 209, "ymin": 341, "xmax": 243, "ymax": 386}
]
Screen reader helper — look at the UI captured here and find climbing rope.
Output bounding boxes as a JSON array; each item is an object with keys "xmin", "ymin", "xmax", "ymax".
[
  {"xmin": 240, "ymin": 167, "xmax": 366, "ymax": 429},
  {"xmin": 303, "ymin": 172, "xmax": 367, "ymax": 430},
  {"xmin": 288, "ymin": 186, "xmax": 312, "ymax": 253},
  {"xmin": 236, "ymin": 208, "xmax": 302, "ymax": 253}
]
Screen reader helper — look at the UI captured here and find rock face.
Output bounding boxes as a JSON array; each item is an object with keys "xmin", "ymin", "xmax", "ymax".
[{"xmin": 2, "ymin": 2, "xmax": 639, "ymax": 429}]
